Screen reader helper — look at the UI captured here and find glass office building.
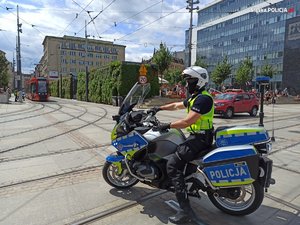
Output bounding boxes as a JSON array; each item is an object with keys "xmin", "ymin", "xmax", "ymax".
[{"xmin": 191, "ymin": 0, "xmax": 300, "ymax": 89}]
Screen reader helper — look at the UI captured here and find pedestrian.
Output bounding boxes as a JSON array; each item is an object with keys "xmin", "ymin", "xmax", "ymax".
[{"xmin": 148, "ymin": 66, "xmax": 214, "ymax": 224}]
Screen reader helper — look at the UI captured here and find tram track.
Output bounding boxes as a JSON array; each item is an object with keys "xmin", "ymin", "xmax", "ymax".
[
  {"xmin": 0, "ymin": 102, "xmax": 113, "ymax": 140},
  {"xmin": 0, "ymin": 102, "xmax": 42, "ymax": 117},
  {"xmin": 0, "ymin": 165, "xmax": 103, "ymax": 190},
  {"xmin": 0, "ymin": 103, "xmax": 88, "ymax": 139},
  {"xmin": 0, "ymin": 143, "xmax": 111, "ymax": 163},
  {"xmin": 67, "ymin": 190, "xmax": 300, "ymax": 225},
  {"xmin": 0, "ymin": 105, "xmax": 108, "ymax": 154},
  {"xmin": 0, "ymin": 102, "xmax": 61, "ymax": 124},
  {"xmin": 68, "ymin": 189, "xmax": 167, "ymax": 225}
]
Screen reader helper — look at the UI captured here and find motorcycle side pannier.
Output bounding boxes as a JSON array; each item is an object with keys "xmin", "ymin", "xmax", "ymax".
[
  {"xmin": 215, "ymin": 126, "xmax": 269, "ymax": 147},
  {"xmin": 201, "ymin": 145, "xmax": 259, "ymax": 187}
]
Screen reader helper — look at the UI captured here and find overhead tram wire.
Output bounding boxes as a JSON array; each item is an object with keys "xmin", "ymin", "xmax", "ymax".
[
  {"xmin": 99, "ymin": 0, "xmax": 163, "ymax": 36},
  {"xmin": 58, "ymin": 0, "xmax": 96, "ymax": 36},
  {"xmin": 0, "ymin": 5, "xmax": 45, "ymax": 35},
  {"xmin": 71, "ymin": 0, "xmax": 101, "ymax": 38},
  {"xmin": 115, "ymin": 6, "xmax": 186, "ymax": 41},
  {"xmin": 75, "ymin": 0, "xmax": 117, "ymax": 36}
]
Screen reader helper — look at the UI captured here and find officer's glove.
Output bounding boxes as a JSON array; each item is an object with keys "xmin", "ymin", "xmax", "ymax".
[
  {"xmin": 153, "ymin": 123, "xmax": 171, "ymax": 132},
  {"xmin": 147, "ymin": 106, "xmax": 161, "ymax": 115}
]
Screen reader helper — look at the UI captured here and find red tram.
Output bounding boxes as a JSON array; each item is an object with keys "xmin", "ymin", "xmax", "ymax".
[{"xmin": 25, "ymin": 77, "xmax": 49, "ymax": 101}]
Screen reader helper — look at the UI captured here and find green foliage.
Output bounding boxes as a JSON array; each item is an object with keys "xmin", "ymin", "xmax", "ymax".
[
  {"xmin": 118, "ymin": 62, "xmax": 159, "ymax": 97},
  {"xmin": 261, "ymin": 63, "xmax": 276, "ymax": 78},
  {"xmin": 76, "ymin": 61, "xmax": 159, "ymax": 105},
  {"xmin": 61, "ymin": 75, "xmax": 72, "ymax": 99},
  {"xmin": 49, "ymin": 76, "xmax": 72, "ymax": 98},
  {"xmin": 49, "ymin": 80, "xmax": 59, "ymax": 97},
  {"xmin": 152, "ymin": 42, "xmax": 172, "ymax": 75},
  {"xmin": 194, "ymin": 56, "xmax": 208, "ymax": 68},
  {"xmin": 236, "ymin": 56, "xmax": 254, "ymax": 87},
  {"xmin": 0, "ymin": 53, "xmax": 9, "ymax": 88},
  {"xmin": 164, "ymin": 68, "xmax": 183, "ymax": 85},
  {"xmin": 211, "ymin": 55, "xmax": 232, "ymax": 86},
  {"xmin": 77, "ymin": 72, "xmax": 86, "ymax": 101}
]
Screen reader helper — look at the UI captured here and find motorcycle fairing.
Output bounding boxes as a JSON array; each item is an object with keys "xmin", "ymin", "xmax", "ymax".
[
  {"xmin": 112, "ymin": 131, "xmax": 148, "ymax": 156},
  {"xmin": 215, "ymin": 126, "xmax": 269, "ymax": 147}
]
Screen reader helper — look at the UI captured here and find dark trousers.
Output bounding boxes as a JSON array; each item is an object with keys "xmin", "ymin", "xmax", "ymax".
[{"xmin": 166, "ymin": 133, "xmax": 212, "ymax": 209}]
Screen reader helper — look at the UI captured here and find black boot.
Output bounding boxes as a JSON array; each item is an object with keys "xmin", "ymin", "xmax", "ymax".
[{"xmin": 169, "ymin": 191, "xmax": 196, "ymax": 224}]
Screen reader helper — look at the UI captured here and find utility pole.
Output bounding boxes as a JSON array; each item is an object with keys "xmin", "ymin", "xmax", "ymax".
[
  {"xmin": 59, "ymin": 43, "xmax": 62, "ymax": 98},
  {"xmin": 12, "ymin": 52, "xmax": 16, "ymax": 89},
  {"xmin": 186, "ymin": 0, "xmax": 199, "ymax": 67},
  {"xmin": 85, "ymin": 20, "xmax": 89, "ymax": 102},
  {"xmin": 16, "ymin": 5, "xmax": 22, "ymax": 91}
]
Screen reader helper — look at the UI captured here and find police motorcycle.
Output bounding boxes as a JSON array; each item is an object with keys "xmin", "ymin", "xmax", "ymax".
[{"xmin": 103, "ymin": 82, "xmax": 275, "ymax": 216}]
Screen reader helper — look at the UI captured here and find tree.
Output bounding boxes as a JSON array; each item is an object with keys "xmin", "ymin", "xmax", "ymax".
[
  {"xmin": 164, "ymin": 68, "xmax": 182, "ymax": 86},
  {"xmin": 235, "ymin": 56, "xmax": 254, "ymax": 88},
  {"xmin": 152, "ymin": 42, "xmax": 172, "ymax": 84},
  {"xmin": 211, "ymin": 55, "xmax": 232, "ymax": 87},
  {"xmin": 194, "ymin": 56, "xmax": 208, "ymax": 68},
  {"xmin": 0, "ymin": 53, "xmax": 9, "ymax": 88},
  {"xmin": 261, "ymin": 63, "xmax": 276, "ymax": 78}
]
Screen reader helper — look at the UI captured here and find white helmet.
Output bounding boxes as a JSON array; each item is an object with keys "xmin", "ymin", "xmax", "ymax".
[{"xmin": 182, "ymin": 66, "xmax": 209, "ymax": 90}]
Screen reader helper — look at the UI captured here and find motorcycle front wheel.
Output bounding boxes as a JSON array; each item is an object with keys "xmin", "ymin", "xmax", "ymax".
[
  {"xmin": 207, "ymin": 181, "xmax": 264, "ymax": 216},
  {"xmin": 102, "ymin": 161, "xmax": 139, "ymax": 189}
]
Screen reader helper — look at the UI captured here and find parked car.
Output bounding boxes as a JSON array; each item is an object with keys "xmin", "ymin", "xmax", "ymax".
[
  {"xmin": 209, "ymin": 88, "xmax": 222, "ymax": 97},
  {"xmin": 214, "ymin": 90, "xmax": 259, "ymax": 118}
]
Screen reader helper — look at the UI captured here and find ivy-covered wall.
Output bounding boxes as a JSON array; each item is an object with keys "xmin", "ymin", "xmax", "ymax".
[
  {"xmin": 49, "ymin": 75, "xmax": 73, "ymax": 99},
  {"xmin": 76, "ymin": 61, "xmax": 159, "ymax": 104},
  {"xmin": 49, "ymin": 80, "xmax": 59, "ymax": 97}
]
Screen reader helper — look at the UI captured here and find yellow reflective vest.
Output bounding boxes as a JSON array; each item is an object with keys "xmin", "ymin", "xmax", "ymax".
[{"xmin": 186, "ymin": 90, "xmax": 214, "ymax": 133}]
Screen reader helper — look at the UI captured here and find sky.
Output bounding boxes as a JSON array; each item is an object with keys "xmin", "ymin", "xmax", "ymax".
[{"xmin": 0, "ymin": 0, "xmax": 214, "ymax": 74}]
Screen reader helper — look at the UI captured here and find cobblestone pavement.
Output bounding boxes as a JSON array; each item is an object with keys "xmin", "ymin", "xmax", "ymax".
[{"xmin": 0, "ymin": 97, "xmax": 299, "ymax": 225}]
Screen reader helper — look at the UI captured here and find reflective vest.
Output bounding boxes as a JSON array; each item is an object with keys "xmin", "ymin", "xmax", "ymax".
[{"xmin": 186, "ymin": 90, "xmax": 214, "ymax": 133}]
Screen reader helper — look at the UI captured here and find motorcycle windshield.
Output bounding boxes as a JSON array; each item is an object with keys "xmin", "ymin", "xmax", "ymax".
[{"xmin": 118, "ymin": 82, "xmax": 151, "ymax": 116}]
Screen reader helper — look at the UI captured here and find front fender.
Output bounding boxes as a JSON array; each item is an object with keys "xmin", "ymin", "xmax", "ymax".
[
  {"xmin": 106, "ymin": 153, "xmax": 125, "ymax": 163},
  {"xmin": 105, "ymin": 153, "xmax": 125, "ymax": 175}
]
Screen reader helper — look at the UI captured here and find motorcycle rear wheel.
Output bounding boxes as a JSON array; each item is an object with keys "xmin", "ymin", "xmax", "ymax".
[
  {"xmin": 102, "ymin": 161, "xmax": 139, "ymax": 189},
  {"xmin": 207, "ymin": 181, "xmax": 264, "ymax": 216}
]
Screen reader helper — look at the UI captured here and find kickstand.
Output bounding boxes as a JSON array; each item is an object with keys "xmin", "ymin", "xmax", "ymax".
[{"xmin": 164, "ymin": 200, "xmax": 209, "ymax": 225}]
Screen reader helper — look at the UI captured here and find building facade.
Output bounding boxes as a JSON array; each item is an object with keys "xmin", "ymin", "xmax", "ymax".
[
  {"xmin": 39, "ymin": 35, "xmax": 126, "ymax": 79},
  {"xmin": 282, "ymin": 16, "xmax": 300, "ymax": 95},
  {"xmin": 191, "ymin": 0, "xmax": 300, "ymax": 90}
]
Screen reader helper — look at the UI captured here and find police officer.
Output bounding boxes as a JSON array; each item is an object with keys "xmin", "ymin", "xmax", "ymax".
[{"xmin": 149, "ymin": 66, "xmax": 214, "ymax": 224}]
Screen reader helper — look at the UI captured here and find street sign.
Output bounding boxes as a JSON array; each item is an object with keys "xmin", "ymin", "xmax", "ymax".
[
  {"xmin": 139, "ymin": 64, "xmax": 147, "ymax": 76},
  {"xmin": 138, "ymin": 64, "xmax": 148, "ymax": 84},
  {"xmin": 139, "ymin": 75, "xmax": 147, "ymax": 84},
  {"xmin": 49, "ymin": 71, "xmax": 59, "ymax": 79}
]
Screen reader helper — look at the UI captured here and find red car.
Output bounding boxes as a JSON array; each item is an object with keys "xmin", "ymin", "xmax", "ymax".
[{"xmin": 214, "ymin": 90, "xmax": 259, "ymax": 118}]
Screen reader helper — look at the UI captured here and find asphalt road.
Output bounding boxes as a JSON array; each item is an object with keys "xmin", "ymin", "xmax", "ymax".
[{"xmin": 0, "ymin": 96, "xmax": 299, "ymax": 225}]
